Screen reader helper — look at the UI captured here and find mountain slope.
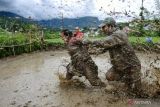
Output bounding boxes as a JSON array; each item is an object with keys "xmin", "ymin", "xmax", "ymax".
[{"xmin": 0, "ymin": 11, "xmax": 101, "ymax": 28}]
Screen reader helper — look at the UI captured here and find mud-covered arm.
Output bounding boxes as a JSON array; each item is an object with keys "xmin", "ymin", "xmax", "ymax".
[
  {"xmin": 61, "ymin": 32, "xmax": 68, "ymax": 43},
  {"xmin": 89, "ymin": 34, "xmax": 125, "ymax": 49}
]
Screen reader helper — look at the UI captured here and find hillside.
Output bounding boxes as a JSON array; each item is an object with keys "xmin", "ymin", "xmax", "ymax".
[{"xmin": 0, "ymin": 11, "xmax": 101, "ymax": 28}]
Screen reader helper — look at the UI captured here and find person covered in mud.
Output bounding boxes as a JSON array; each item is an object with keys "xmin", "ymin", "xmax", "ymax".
[
  {"xmin": 73, "ymin": 27, "xmax": 84, "ymax": 38},
  {"xmin": 83, "ymin": 17, "xmax": 142, "ymax": 93},
  {"xmin": 61, "ymin": 29, "xmax": 104, "ymax": 86}
]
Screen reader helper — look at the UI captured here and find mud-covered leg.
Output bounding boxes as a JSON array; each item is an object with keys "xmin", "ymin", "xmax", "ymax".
[
  {"xmin": 131, "ymin": 67, "xmax": 146, "ymax": 97},
  {"xmin": 66, "ymin": 63, "xmax": 74, "ymax": 80},
  {"xmin": 84, "ymin": 59, "xmax": 105, "ymax": 86},
  {"xmin": 123, "ymin": 66, "xmax": 146, "ymax": 97},
  {"xmin": 106, "ymin": 67, "xmax": 121, "ymax": 81},
  {"xmin": 123, "ymin": 68, "xmax": 135, "ymax": 90}
]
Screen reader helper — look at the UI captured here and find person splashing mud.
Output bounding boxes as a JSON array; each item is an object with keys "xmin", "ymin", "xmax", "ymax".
[
  {"xmin": 61, "ymin": 29, "xmax": 105, "ymax": 86},
  {"xmin": 83, "ymin": 17, "xmax": 143, "ymax": 95}
]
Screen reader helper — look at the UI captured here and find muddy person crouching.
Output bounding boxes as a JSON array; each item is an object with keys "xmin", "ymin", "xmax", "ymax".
[
  {"xmin": 61, "ymin": 29, "xmax": 105, "ymax": 86},
  {"xmin": 84, "ymin": 17, "xmax": 144, "ymax": 96}
]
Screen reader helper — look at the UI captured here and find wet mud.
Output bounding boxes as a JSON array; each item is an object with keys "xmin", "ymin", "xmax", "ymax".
[{"xmin": 0, "ymin": 50, "xmax": 160, "ymax": 107}]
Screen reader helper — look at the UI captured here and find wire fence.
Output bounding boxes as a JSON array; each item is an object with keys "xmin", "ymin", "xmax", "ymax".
[{"xmin": 0, "ymin": 31, "xmax": 44, "ymax": 57}]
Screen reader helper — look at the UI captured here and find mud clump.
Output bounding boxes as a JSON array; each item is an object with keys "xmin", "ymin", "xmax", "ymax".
[
  {"xmin": 141, "ymin": 63, "xmax": 160, "ymax": 97},
  {"xmin": 88, "ymin": 47, "xmax": 105, "ymax": 55},
  {"xmin": 58, "ymin": 70, "xmax": 87, "ymax": 88}
]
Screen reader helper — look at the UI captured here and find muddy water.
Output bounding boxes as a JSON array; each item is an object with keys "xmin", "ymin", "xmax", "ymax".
[{"xmin": 0, "ymin": 51, "xmax": 160, "ymax": 107}]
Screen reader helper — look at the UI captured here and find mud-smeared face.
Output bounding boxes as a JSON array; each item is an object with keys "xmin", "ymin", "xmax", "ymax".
[
  {"xmin": 62, "ymin": 29, "xmax": 73, "ymax": 42},
  {"xmin": 75, "ymin": 29, "xmax": 79, "ymax": 32},
  {"xmin": 101, "ymin": 25, "xmax": 112, "ymax": 35},
  {"xmin": 101, "ymin": 25, "xmax": 106, "ymax": 33}
]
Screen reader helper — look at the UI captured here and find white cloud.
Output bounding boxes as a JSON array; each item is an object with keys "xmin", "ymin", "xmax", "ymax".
[{"xmin": 0, "ymin": 0, "xmax": 158, "ymax": 21}]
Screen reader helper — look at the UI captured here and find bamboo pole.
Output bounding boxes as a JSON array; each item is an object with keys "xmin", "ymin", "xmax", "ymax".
[
  {"xmin": 41, "ymin": 30, "xmax": 44, "ymax": 49},
  {"xmin": 12, "ymin": 31, "xmax": 15, "ymax": 56},
  {"xmin": 29, "ymin": 16, "xmax": 32, "ymax": 52},
  {"xmin": 29, "ymin": 30, "xmax": 32, "ymax": 52},
  {"xmin": 10, "ymin": 19, "xmax": 16, "ymax": 56},
  {"xmin": 141, "ymin": 0, "xmax": 144, "ymax": 21},
  {"xmin": 61, "ymin": 0, "xmax": 64, "ymax": 30}
]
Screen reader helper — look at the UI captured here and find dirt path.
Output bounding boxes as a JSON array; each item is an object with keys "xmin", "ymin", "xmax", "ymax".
[{"xmin": 0, "ymin": 51, "xmax": 160, "ymax": 107}]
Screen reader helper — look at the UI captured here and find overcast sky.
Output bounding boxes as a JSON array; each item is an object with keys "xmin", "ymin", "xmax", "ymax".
[{"xmin": 0, "ymin": 0, "xmax": 158, "ymax": 21}]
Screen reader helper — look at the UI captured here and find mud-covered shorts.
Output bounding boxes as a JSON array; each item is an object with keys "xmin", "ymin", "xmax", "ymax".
[
  {"xmin": 66, "ymin": 45, "xmax": 104, "ymax": 86},
  {"xmin": 106, "ymin": 65, "xmax": 141, "ymax": 89}
]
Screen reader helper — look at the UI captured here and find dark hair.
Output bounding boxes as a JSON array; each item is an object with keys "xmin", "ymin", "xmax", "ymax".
[
  {"xmin": 102, "ymin": 24, "xmax": 115, "ymax": 30},
  {"xmin": 102, "ymin": 25, "xmax": 106, "ymax": 29},
  {"xmin": 106, "ymin": 24, "xmax": 115, "ymax": 28},
  {"xmin": 62, "ymin": 29, "xmax": 73, "ymax": 37}
]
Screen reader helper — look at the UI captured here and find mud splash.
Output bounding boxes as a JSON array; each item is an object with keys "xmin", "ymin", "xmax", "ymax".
[{"xmin": 0, "ymin": 51, "xmax": 160, "ymax": 107}]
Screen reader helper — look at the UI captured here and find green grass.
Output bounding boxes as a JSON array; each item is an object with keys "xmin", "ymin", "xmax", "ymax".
[
  {"xmin": 0, "ymin": 32, "xmax": 41, "ymax": 58},
  {"xmin": 44, "ymin": 38, "xmax": 64, "ymax": 44},
  {"xmin": 84, "ymin": 36, "xmax": 160, "ymax": 44},
  {"xmin": 1, "ymin": 29, "xmax": 160, "ymax": 58},
  {"xmin": 44, "ymin": 36, "xmax": 160, "ymax": 44},
  {"xmin": 129, "ymin": 36, "xmax": 160, "ymax": 43}
]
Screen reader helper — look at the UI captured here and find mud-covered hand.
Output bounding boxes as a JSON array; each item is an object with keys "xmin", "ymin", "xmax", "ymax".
[
  {"xmin": 82, "ymin": 39, "xmax": 92, "ymax": 45},
  {"xmin": 92, "ymin": 40, "xmax": 104, "ymax": 47}
]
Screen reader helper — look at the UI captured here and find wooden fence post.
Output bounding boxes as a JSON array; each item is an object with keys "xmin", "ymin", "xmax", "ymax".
[
  {"xmin": 12, "ymin": 32, "xmax": 15, "ymax": 56},
  {"xmin": 29, "ymin": 30, "xmax": 32, "ymax": 52}
]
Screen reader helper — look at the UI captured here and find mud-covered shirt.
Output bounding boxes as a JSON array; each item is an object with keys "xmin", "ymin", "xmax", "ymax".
[{"xmin": 92, "ymin": 30, "xmax": 141, "ymax": 71}]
